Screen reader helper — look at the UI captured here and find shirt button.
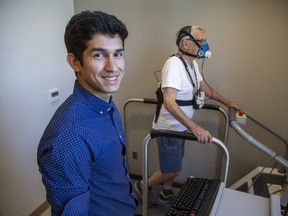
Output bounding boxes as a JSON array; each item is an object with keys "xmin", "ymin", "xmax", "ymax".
[
  {"xmin": 119, "ymin": 135, "xmax": 122, "ymax": 139},
  {"xmin": 100, "ymin": 111, "xmax": 103, "ymax": 115}
]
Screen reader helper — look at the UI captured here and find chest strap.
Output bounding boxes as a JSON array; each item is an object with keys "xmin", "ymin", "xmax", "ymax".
[{"xmin": 154, "ymin": 86, "xmax": 193, "ymax": 123}]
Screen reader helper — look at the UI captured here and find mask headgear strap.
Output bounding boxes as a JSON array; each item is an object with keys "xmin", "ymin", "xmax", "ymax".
[
  {"xmin": 178, "ymin": 47, "xmax": 197, "ymax": 58},
  {"xmin": 176, "ymin": 26, "xmax": 202, "ymax": 49}
]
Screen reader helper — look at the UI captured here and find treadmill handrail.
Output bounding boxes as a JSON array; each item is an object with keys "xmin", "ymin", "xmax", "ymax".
[
  {"xmin": 142, "ymin": 130, "xmax": 230, "ymax": 216},
  {"xmin": 228, "ymin": 107, "xmax": 288, "ymax": 170},
  {"xmin": 245, "ymin": 111, "xmax": 288, "ymax": 160},
  {"xmin": 122, "ymin": 98, "xmax": 230, "ymax": 144}
]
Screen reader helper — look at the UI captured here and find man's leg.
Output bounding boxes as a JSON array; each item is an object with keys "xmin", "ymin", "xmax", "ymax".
[
  {"xmin": 156, "ymin": 136, "xmax": 185, "ymax": 204},
  {"xmin": 148, "ymin": 170, "xmax": 180, "ymax": 187}
]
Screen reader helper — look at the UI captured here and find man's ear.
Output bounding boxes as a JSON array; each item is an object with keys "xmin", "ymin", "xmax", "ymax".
[
  {"xmin": 182, "ymin": 39, "xmax": 189, "ymax": 49},
  {"xmin": 66, "ymin": 53, "xmax": 81, "ymax": 73}
]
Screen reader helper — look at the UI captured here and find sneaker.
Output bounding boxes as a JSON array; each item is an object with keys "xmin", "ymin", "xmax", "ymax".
[
  {"xmin": 134, "ymin": 181, "xmax": 158, "ymax": 207},
  {"xmin": 159, "ymin": 190, "xmax": 176, "ymax": 204}
]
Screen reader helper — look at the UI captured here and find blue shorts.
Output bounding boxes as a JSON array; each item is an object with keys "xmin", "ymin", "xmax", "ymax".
[{"xmin": 156, "ymin": 136, "xmax": 185, "ymax": 173}]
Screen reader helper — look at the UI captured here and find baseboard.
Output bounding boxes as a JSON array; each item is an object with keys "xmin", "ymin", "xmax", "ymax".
[{"xmin": 29, "ymin": 201, "xmax": 50, "ymax": 216}]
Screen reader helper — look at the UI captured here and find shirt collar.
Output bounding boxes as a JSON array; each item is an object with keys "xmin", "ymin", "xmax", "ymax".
[{"xmin": 73, "ymin": 80, "xmax": 114, "ymax": 114}]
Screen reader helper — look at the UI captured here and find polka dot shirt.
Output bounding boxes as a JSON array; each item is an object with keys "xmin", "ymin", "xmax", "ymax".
[{"xmin": 37, "ymin": 81, "xmax": 138, "ymax": 216}]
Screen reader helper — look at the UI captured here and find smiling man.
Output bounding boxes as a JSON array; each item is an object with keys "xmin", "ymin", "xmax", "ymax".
[{"xmin": 37, "ymin": 11, "xmax": 137, "ymax": 216}]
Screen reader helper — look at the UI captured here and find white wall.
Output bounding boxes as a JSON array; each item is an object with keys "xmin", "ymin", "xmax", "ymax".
[
  {"xmin": 0, "ymin": 0, "xmax": 74, "ymax": 215},
  {"xmin": 75, "ymin": 0, "xmax": 288, "ymax": 186}
]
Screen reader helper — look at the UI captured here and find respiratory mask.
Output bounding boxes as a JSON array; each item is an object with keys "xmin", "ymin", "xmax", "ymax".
[
  {"xmin": 197, "ymin": 43, "xmax": 211, "ymax": 59},
  {"xmin": 176, "ymin": 26, "xmax": 212, "ymax": 59}
]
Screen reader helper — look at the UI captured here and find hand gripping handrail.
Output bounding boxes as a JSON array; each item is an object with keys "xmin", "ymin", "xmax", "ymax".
[
  {"xmin": 228, "ymin": 108, "xmax": 288, "ymax": 170},
  {"xmin": 122, "ymin": 98, "xmax": 230, "ymax": 145},
  {"xmin": 142, "ymin": 129, "xmax": 230, "ymax": 216}
]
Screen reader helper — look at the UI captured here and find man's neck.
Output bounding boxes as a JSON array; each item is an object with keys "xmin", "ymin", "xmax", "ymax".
[{"xmin": 177, "ymin": 51, "xmax": 195, "ymax": 67}]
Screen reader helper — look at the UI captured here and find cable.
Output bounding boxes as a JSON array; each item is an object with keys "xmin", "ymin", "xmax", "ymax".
[
  {"xmin": 270, "ymin": 189, "xmax": 283, "ymax": 195},
  {"xmin": 201, "ymin": 58, "xmax": 214, "ymax": 101},
  {"xmin": 246, "ymin": 166, "xmax": 266, "ymax": 193},
  {"xmin": 283, "ymin": 203, "xmax": 288, "ymax": 216},
  {"xmin": 266, "ymin": 161, "xmax": 284, "ymax": 189},
  {"xmin": 153, "ymin": 69, "xmax": 161, "ymax": 83},
  {"xmin": 246, "ymin": 160, "xmax": 278, "ymax": 194}
]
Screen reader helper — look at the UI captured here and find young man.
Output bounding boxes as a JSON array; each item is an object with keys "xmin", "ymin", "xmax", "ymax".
[
  {"xmin": 37, "ymin": 11, "xmax": 137, "ymax": 215},
  {"xmin": 135, "ymin": 25, "xmax": 238, "ymax": 206}
]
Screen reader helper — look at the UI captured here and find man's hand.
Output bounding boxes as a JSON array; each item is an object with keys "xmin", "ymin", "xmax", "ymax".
[
  {"xmin": 191, "ymin": 125, "xmax": 212, "ymax": 144},
  {"xmin": 226, "ymin": 101, "xmax": 239, "ymax": 110}
]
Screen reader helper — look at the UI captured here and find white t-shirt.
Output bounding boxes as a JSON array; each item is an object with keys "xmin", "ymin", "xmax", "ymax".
[{"xmin": 152, "ymin": 55, "xmax": 203, "ymax": 131}]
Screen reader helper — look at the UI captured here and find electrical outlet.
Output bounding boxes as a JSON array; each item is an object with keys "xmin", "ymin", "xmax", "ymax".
[{"xmin": 132, "ymin": 151, "xmax": 138, "ymax": 159}]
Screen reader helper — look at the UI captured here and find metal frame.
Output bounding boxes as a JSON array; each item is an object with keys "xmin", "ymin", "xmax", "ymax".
[
  {"xmin": 142, "ymin": 129, "xmax": 230, "ymax": 216},
  {"xmin": 244, "ymin": 111, "xmax": 288, "ymax": 164},
  {"xmin": 122, "ymin": 98, "xmax": 231, "ymax": 215},
  {"xmin": 228, "ymin": 108, "xmax": 288, "ymax": 170},
  {"xmin": 228, "ymin": 107, "xmax": 288, "ymax": 209},
  {"xmin": 123, "ymin": 98, "xmax": 230, "ymax": 145},
  {"xmin": 123, "ymin": 98, "xmax": 288, "ymax": 213}
]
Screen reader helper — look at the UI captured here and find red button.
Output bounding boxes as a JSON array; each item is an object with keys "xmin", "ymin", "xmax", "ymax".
[{"xmin": 238, "ymin": 111, "xmax": 244, "ymax": 116}]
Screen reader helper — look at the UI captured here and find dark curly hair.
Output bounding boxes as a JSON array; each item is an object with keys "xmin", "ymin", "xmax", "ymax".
[{"xmin": 64, "ymin": 10, "xmax": 128, "ymax": 65}]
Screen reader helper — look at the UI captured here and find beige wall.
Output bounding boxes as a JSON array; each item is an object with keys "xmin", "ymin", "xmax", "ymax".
[
  {"xmin": 77, "ymin": 0, "xmax": 288, "ymax": 186},
  {"xmin": 4, "ymin": 1, "xmax": 287, "ymax": 215},
  {"xmin": 0, "ymin": 1, "xmax": 74, "ymax": 215}
]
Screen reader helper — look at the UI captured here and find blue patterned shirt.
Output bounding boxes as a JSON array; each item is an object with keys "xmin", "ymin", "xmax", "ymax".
[{"xmin": 37, "ymin": 81, "xmax": 137, "ymax": 216}]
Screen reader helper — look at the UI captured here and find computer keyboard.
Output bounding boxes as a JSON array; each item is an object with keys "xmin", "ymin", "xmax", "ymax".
[{"xmin": 166, "ymin": 176, "xmax": 221, "ymax": 216}]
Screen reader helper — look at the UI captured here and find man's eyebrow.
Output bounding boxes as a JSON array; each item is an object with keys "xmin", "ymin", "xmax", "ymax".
[{"xmin": 90, "ymin": 47, "xmax": 125, "ymax": 52}]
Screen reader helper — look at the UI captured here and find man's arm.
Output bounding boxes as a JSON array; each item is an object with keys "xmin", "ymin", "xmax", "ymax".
[
  {"xmin": 200, "ymin": 80, "xmax": 239, "ymax": 109},
  {"xmin": 162, "ymin": 87, "xmax": 212, "ymax": 143},
  {"xmin": 38, "ymin": 131, "xmax": 91, "ymax": 215}
]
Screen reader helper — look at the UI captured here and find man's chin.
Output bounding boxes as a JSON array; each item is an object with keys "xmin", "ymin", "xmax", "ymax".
[{"xmin": 106, "ymin": 87, "xmax": 120, "ymax": 94}]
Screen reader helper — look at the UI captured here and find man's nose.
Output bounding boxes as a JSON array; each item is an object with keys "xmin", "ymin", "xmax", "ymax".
[{"xmin": 105, "ymin": 57, "xmax": 117, "ymax": 72}]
